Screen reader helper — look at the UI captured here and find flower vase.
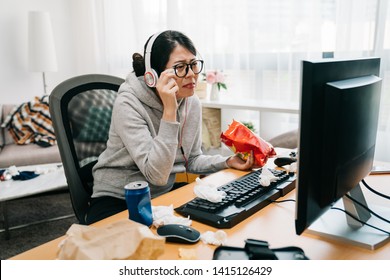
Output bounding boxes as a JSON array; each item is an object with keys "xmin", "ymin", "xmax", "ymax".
[{"xmin": 210, "ymin": 84, "xmax": 219, "ymax": 101}]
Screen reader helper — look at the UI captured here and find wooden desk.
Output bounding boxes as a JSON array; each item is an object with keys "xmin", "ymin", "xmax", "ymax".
[{"xmin": 10, "ymin": 169, "xmax": 390, "ymax": 260}]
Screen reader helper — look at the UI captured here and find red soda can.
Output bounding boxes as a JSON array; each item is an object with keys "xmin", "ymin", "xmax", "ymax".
[{"xmin": 124, "ymin": 181, "xmax": 153, "ymax": 226}]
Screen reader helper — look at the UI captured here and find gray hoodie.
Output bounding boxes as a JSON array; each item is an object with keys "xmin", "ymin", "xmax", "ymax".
[{"xmin": 91, "ymin": 72, "xmax": 229, "ymax": 199}]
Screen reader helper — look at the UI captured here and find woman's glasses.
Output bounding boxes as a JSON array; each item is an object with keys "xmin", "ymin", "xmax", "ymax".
[{"xmin": 172, "ymin": 60, "xmax": 204, "ymax": 78}]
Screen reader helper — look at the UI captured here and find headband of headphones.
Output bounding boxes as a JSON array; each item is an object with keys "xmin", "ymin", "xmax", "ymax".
[{"xmin": 144, "ymin": 31, "xmax": 164, "ymax": 87}]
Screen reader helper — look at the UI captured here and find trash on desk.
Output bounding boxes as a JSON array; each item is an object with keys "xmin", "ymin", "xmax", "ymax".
[
  {"xmin": 12, "ymin": 171, "xmax": 39, "ymax": 181},
  {"xmin": 56, "ymin": 219, "xmax": 165, "ymax": 260},
  {"xmin": 258, "ymin": 168, "xmax": 279, "ymax": 187},
  {"xmin": 194, "ymin": 177, "xmax": 226, "ymax": 203},
  {"xmin": 0, "ymin": 169, "xmax": 12, "ymax": 181},
  {"xmin": 220, "ymin": 119, "xmax": 277, "ymax": 167},
  {"xmin": 7, "ymin": 165, "xmax": 19, "ymax": 176},
  {"xmin": 152, "ymin": 204, "xmax": 192, "ymax": 228},
  {"xmin": 200, "ymin": 230, "xmax": 228, "ymax": 246},
  {"xmin": 0, "ymin": 165, "xmax": 39, "ymax": 181},
  {"xmin": 288, "ymin": 162, "xmax": 297, "ymax": 173},
  {"xmin": 34, "ymin": 164, "xmax": 61, "ymax": 175}
]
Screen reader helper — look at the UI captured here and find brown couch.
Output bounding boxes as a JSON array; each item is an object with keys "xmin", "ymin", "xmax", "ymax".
[{"xmin": 0, "ymin": 104, "xmax": 61, "ymax": 168}]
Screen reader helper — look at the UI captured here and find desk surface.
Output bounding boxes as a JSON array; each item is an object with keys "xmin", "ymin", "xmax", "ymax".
[{"xmin": 10, "ymin": 168, "xmax": 390, "ymax": 260}]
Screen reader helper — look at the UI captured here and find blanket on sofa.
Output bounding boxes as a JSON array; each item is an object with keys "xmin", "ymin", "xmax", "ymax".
[{"xmin": 0, "ymin": 95, "xmax": 56, "ymax": 147}]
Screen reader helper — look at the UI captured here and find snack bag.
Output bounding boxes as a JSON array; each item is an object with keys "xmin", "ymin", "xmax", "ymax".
[{"xmin": 220, "ymin": 120, "xmax": 276, "ymax": 167}]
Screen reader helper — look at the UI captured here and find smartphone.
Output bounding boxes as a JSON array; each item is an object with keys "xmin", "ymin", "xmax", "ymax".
[{"xmin": 370, "ymin": 165, "xmax": 390, "ymax": 175}]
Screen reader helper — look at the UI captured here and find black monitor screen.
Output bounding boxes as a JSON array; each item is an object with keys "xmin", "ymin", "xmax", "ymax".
[{"xmin": 295, "ymin": 57, "xmax": 389, "ymax": 249}]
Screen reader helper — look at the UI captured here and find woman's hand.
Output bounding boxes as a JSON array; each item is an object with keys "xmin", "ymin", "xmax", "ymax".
[
  {"xmin": 155, "ymin": 69, "xmax": 179, "ymax": 122},
  {"xmin": 226, "ymin": 151, "xmax": 257, "ymax": 171}
]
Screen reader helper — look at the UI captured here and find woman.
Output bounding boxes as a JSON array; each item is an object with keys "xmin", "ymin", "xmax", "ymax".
[{"xmin": 86, "ymin": 30, "xmax": 255, "ymax": 224}]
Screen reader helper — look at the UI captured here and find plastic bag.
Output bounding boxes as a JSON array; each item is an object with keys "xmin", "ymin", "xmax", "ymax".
[
  {"xmin": 57, "ymin": 220, "xmax": 165, "ymax": 260},
  {"xmin": 220, "ymin": 120, "xmax": 276, "ymax": 167}
]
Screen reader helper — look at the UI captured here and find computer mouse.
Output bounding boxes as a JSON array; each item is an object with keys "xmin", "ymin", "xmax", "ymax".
[
  {"xmin": 156, "ymin": 224, "xmax": 201, "ymax": 244},
  {"xmin": 274, "ymin": 157, "xmax": 297, "ymax": 167}
]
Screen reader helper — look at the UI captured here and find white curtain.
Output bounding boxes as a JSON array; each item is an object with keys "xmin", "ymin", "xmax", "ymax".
[{"xmin": 70, "ymin": 0, "xmax": 390, "ymax": 161}]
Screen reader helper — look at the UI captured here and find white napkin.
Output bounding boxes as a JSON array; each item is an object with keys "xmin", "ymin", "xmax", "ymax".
[
  {"xmin": 152, "ymin": 205, "xmax": 191, "ymax": 228},
  {"xmin": 200, "ymin": 230, "xmax": 228, "ymax": 246},
  {"xmin": 194, "ymin": 177, "xmax": 227, "ymax": 203},
  {"xmin": 34, "ymin": 165, "xmax": 62, "ymax": 175},
  {"xmin": 7, "ymin": 165, "xmax": 19, "ymax": 176},
  {"xmin": 259, "ymin": 168, "xmax": 279, "ymax": 187},
  {"xmin": 288, "ymin": 162, "xmax": 297, "ymax": 173}
]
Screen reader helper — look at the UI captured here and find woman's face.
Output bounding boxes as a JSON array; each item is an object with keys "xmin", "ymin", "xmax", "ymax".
[{"xmin": 165, "ymin": 45, "xmax": 198, "ymax": 99}]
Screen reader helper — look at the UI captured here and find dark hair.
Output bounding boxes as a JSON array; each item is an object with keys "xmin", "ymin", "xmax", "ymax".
[{"xmin": 132, "ymin": 30, "xmax": 197, "ymax": 77}]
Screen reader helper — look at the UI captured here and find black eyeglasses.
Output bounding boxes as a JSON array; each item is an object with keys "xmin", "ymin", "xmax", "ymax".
[{"xmin": 172, "ymin": 60, "xmax": 204, "ymax": 78}]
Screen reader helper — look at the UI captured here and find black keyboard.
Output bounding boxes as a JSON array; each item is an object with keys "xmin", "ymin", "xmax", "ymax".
[{"xmin": 174, "ymin": 169, "xmax": 296, "ymax": 228}]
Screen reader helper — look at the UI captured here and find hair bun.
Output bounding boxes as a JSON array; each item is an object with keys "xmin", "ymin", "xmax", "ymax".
[
  {"xmin": 132, "ymin": 53, "xmax": 145, "ymax": 76},
  {"xmin": 132, "ymin": 53, "xmax": 143, "ymax": 61}
]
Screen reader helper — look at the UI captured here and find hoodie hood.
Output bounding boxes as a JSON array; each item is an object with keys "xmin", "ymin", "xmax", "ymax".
[
  {"xmin": 118, "ymin": 71, "xmax": 186, "ymax": 112},
  {"xmin": 118, "ymin": 72, "xmax": 163, "ymax": 112}
]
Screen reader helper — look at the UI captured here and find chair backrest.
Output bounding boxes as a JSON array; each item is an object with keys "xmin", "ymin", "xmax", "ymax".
[{"xmin": 49, "ymin": 74, "xmax": 125, "ymax": 224}]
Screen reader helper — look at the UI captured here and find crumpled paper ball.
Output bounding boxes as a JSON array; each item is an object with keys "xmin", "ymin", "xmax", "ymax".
[
  {"xmin": 200, "ymin": 230, "xmax": 228, "ymax": 246},
  {"xmin": 152, "ymin": 205, "xmax": 191, "ymax": 228},
  {"xmin": 194, "ymin": 177, "xmax": 226, "ymax": 203}
]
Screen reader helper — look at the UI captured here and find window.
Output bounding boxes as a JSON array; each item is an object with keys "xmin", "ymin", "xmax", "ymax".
[{"xmin": 74, "ymin": 0, "xmax": 390, "ymax": 161}]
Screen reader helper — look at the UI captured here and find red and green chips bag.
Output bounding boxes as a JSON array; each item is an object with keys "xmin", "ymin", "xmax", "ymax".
[{"xmin": 221, "ymin": 120, "xmax": 276, "ymax": 167}]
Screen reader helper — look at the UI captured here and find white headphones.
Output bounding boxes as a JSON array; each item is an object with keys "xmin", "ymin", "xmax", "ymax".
[{"xmin": 144, "ymin": 32, "xmax": 163, "ymax": 87}]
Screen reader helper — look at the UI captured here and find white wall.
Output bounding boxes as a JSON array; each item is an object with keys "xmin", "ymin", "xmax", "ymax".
[{"xmin": 0, "ymin": 0, "xmax": 80, "ymax": 104}]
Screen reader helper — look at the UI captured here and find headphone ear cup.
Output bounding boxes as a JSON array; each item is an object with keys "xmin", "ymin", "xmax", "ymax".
[
  {"xmin": 144, "ymin": 68, "xmax": 158, "ymax": 87},
  {"xmin": 144, "ymin": 32, "xmax": 163, "ymax": 88}
]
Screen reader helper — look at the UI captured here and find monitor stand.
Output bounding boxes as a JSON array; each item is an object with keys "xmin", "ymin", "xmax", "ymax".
[{"xmin": 307, "ymin": 184, "xmax": 390, "ymax": 250}]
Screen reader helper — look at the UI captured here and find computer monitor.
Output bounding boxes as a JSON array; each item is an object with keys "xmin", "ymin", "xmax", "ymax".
[{"xmin": 295, "ymin": 57, "xmax": 390, "ymax": 250}]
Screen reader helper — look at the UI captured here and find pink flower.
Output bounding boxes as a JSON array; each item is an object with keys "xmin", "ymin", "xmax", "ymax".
[
  {"xmin": 215, "ymin": 72, "xmax": 225, "ymax": 83},
  {"xmin": 206, "ymin": 72, "xmax": 216, "ymax": 84},
  {"xmin": 204, "ymin": 70, "xmax": 227, "ymax": 91}
]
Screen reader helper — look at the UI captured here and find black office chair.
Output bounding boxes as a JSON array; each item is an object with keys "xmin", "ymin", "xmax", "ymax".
[{"xmin": 49, "ymin": 74, "xmax": 125, "ymax": 224}]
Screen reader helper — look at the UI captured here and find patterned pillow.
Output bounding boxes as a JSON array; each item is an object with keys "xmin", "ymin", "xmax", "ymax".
[{"xmin": 76, "ymin": 106, "xmax": 112, "ymax": 142}]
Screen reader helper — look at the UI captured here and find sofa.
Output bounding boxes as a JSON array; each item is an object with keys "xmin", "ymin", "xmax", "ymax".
[
  {"xmin": 0, "ymin": 104, "xmax": 61, "ymax": 168},
  {"xmin": 267, "ymin": 129, "xmax": 298, "ymax": 149}
]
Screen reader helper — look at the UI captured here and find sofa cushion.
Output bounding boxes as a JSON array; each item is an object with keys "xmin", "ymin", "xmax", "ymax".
[
  {"xmin": 1, "ymin": 104, "xmax": 18, "ymax": 147},
  {"xmin": 0, "ymin": 104, "xmax": 4, "ymax": 149},
  {"xmin": 0, "ymin": 143, "xmax": 61, "ymax": 168},
  {"xmin": 268, "ymin": 129, "xmax": 298, "ymax": 149},
  {"xmin": 1, "ymin": 104, "xmax": 19, "ymax": 145}
]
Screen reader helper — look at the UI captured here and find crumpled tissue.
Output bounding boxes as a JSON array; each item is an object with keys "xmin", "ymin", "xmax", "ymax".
[
  {"xmin": 288, "ymin": 162, "xmax": 297, "ymax": 173},
  {"xmin": 194, "ymin": 177, "xmax": 226, "ymax": 203},
  {"xmin": 7, "ymin": 165, "xmax": 19, "ymax": 176},
  {"xmin": 258, "ymin": 168, "xmax": 279, "ymax": 187},
  {"xmin": 152, "ymin": 205, "xmax": 191, "ymax": 228},
  {"xmin": 200, "ymin": 230, "xmax": 228, "ymax": 246},
  {"xmin": 34, "ymin": 165, "xmax": 62, "ymax": 175}
]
